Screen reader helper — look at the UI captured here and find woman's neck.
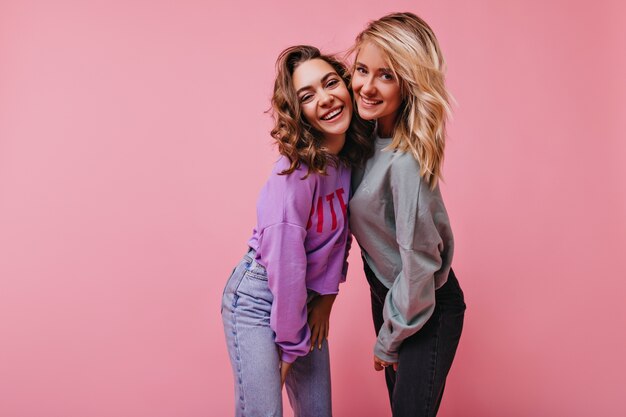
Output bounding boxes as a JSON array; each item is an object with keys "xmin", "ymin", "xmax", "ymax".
[
  {"xmin": 377, "ymin": 113, "xmax": 397, "ymax": 138},
  {"xmin": 322, "ymin": 133, "xmax": 346, "ymax": 155}
]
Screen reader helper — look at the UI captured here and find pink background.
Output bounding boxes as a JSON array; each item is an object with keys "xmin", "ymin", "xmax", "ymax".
[{"xmin": 1, "ymin": 0, "xmax": 625, "ymax": 416}]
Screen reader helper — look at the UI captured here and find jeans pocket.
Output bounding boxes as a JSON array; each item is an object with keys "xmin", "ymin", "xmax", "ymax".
[
  {"xmin": 237, "ymin": 271, "xmax": 273, "ymax": 305},
  {"xmin": 221, "ymin": 265, "xmax": 241, "ymax": 314}
]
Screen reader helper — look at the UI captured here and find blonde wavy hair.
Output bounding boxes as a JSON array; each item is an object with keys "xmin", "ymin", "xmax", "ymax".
[
  {"xmin": 354, "ymin": 12, "xmax": 452, "ymax": 188},
  {"xmin": 270, "ymin": 45, "xmax": 373, "ymax": 177}
]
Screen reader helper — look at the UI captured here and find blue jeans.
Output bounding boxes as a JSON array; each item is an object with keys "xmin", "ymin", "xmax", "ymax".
[{"xmin": 221, "ymin": 249, "xmax": 332, "ymax": 417}]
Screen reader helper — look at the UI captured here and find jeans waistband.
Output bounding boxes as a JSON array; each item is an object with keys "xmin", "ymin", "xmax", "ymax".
[
  {"xmin": 243, "ymin": 247, "xmax": 255, "ymax": 262},
  {"xmin": 243, "ymin": 247, "xmax": 266, "ymax": 275},
  {"xmin": 363, "ymin": 255, "xmax": 461, "ymax": 301}
]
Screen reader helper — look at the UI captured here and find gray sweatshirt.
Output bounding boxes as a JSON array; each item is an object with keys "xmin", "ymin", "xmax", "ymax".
[{"xmin": 350, "ymin": 134, "xmax": 454, "ymax": 363}]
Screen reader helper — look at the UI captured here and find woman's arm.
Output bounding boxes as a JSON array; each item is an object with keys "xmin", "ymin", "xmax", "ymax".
[
  {"xmin": 260, "ymin": 222, "xmax": 310, "ymax": 364},
  {"xmin": 307, "ymin": 293, "xmax": 337, "ymax": 350},
  {"xmin": 374, "ymin": 155, "xmax": 454, "ymax": 363}
]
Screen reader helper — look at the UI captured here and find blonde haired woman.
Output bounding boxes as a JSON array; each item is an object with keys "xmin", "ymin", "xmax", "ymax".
[{"xmin": 349, "ymin": 12, "xmax": 466, "ymax": 416}]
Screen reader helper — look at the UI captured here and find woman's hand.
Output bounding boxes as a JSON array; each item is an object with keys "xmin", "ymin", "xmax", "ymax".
[
  {"xmin": 280, "ymin": 360, "xmax": 292, "ymax": 386},
  {"xmin": 307, "ymin": 294, "xmax": 337, "ymax": 350},
  {"xmin": 374, "ymin": 355, "xmax": 397, "ymax": 371}
]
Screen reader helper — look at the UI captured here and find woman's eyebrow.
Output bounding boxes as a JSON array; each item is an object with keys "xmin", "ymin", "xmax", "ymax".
[
  {"xmin": 296, "ymin": 72, "xmax": 336, "ymax": 95},
  {"xmin": 355, "ymin": 62, "xmax": 392, "ymax": 72}
]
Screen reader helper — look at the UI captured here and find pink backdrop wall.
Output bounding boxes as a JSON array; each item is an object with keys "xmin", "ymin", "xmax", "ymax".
[{"xmin": 1, "ymin": 1, "xmax": 625, "ymax": 416}]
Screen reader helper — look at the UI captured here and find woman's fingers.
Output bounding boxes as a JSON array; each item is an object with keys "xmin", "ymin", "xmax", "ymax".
[
  {"xmin": 373, "ymin": 355, "xmax": 397, "ymax": 371},
  {"xmin": 310, "ymin": 324, "xmax": 320, "ymax": 351},
  {"xmin": 317, "ymin": 322, "xmax": 325, "ymax": 349},
  {"xmin": 280, "ymin": 360, "xmax": 292, "ymax": 386},
  {"xmin": 310, "ymin": 320, "xmax": 329, "ymax": 351}
]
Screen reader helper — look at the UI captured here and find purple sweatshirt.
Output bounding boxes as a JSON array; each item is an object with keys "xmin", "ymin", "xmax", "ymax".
[{"xmin": 247, "ymin": 156, "xmax": 351, "ymax": 363}]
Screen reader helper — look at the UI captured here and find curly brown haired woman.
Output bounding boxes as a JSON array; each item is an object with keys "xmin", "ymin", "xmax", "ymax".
[{"xmin": 221, "ymin": 45, "xmax": 371, "ymax": 417}]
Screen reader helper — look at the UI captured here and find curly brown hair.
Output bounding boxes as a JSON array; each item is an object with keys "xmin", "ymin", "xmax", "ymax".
[{"xmin": 270, "ymin": 45, "xmax": 373, "ymax": 177}]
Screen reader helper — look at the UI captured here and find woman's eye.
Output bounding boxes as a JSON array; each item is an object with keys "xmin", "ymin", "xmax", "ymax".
[
  {"xmin": 326, "ymin": 79, "xmax": 339, "ymax": 88},
  {"xmin": 300, "ymin": 94, "xmax": 313, "ymax": 103},
  {"xmin": 356, "ymin": 67, "xmax": 367, "ymax": 74},
  {"xmin": 381, "ymin": 73, "xmax": 394, "ymax": 81}
]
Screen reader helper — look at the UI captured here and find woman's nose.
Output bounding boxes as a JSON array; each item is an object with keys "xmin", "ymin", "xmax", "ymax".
[
  {"xmin": 361, "ymin": 77, "xmax": 376, "ymax": 95},
  {"xmin": 318, "ymin": 91, "xmax": 334, "ymax": 106}
]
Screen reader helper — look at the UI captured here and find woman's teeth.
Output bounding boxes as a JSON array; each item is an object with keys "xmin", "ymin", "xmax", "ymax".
[
  {"xmin": 361, "ymin": 96, "xmax": 382, "ymax": 105},
  {"xmin": 321, "ymin": 107, "xmax": 343, "ymax": 121}
]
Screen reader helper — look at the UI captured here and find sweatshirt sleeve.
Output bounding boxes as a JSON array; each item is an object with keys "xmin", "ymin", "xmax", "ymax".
[
  {"xmin": 258, "ymin": 222, "xmax": 310, "ymax": 363},
  {"xmin": 373, "ymin": 157, "xmax": 453, "ymax": 363}
]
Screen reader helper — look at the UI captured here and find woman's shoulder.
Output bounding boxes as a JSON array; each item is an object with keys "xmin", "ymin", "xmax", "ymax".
[
  {"xmin": 272, "ymin": 155, "xmax": 344, "ymax": 182},
  {"xmin": 263, "ymin": 156, "xmax": 317, "ymax": 195},
  {"xmin": 388, "ymin": 150, "xmax": 445, "ymax": 199},
  {"xmin": 387, "ymin": 149, "xmax": 422, "ymax": 183},
  {"xmin": 270, "ymin": 156, "xmax": 309, "ymax": 176},
  {"xmin": 257, "ymin": 156, "xmax": 317, "ymax": 226}
]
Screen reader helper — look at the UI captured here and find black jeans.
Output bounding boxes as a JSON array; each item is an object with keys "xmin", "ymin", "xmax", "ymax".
[{"xmin": 364, "ymin": 259, "xmax": 466, "ymax": 417}]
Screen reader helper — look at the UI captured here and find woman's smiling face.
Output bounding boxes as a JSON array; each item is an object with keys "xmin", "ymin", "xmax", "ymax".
[
  {"xmin": 292, "ymin": 58, "xmax": 353, "ymax": 145},
  {"xmin": 352, "ymin": 41, "xmax": 402, "ymax": 136}
]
